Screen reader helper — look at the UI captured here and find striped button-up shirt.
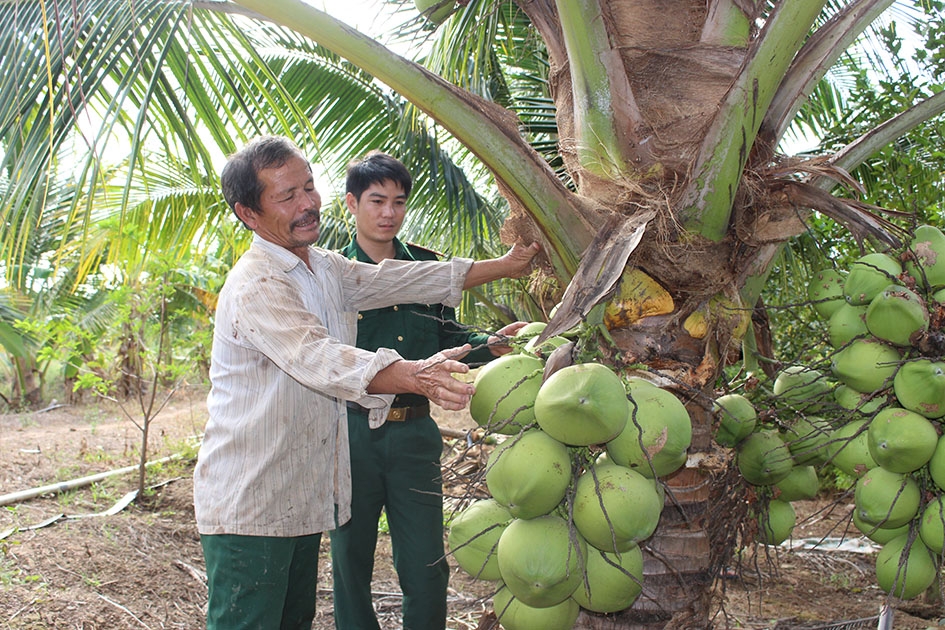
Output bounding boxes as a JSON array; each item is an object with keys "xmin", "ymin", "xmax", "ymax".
[{"xmin": 194, "ymin": 235, "xmax": 472, "ymax": 537}]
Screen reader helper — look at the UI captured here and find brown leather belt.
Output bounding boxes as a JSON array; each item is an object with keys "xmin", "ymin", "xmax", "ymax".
[{"xmin": 346, "ymin": 401, "xmax": 430, "ymax": 422}]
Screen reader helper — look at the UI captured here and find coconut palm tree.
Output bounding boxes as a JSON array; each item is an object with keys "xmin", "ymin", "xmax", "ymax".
[
  {"xmin": 3, "ymin": 0, "xmax": 945, "ymax": 626},
  {"xmin": 223, "ymin": 1, "xmax": 945, "ymax": 626}
]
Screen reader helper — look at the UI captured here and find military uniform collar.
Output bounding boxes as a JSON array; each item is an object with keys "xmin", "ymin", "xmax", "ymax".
[{"xmin": 343, "ymin": 236, "xmax": 415, "ymax": 264}]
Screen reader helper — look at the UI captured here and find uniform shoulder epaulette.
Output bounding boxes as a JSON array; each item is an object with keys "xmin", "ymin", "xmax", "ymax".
[
  {"xmin": 405, "ymin": 242, "xmax": 444, "ymax": 260},
  {"xmin": 338, "ymin": 242, "xmax": 358, "ymax": 258}
]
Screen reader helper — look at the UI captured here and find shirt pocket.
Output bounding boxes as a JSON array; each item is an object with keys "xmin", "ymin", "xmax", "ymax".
[
  {"xmin": 402, "ymin": 304, "xmax": 444, "ymax": 357},
  {"xmin": 355, "ymin": 306, "xmax": 398, "ymax": 352}
]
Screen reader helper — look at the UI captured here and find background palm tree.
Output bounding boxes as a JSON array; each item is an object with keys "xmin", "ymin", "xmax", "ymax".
[
  {"xmin": 2, "ymin": 0, "xmax": 945, "ymax": 626},
  {"xmin": 0, "ymin": 0, "xmax": 517, "ymax": 401}
]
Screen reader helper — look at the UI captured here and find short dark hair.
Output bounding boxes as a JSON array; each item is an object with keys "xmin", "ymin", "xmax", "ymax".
[
  {"xmin": 345, "ymin": 151, "xmax": 412, "ymax": 202},
  {"xmin": 221, "ymin": 136, "xmax": 309, "ymax": 225}
]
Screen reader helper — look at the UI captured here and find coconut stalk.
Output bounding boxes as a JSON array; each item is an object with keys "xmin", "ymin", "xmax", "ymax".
[
  {"xmin": 553, "ymin": 0, "xmax": 646, "ymax": 176},
  {"xmin": 701, "ymin": 0, "xmax": 751, "ymax": 47},
  {"xmin": 677, "ymin": 0, "xmax": 828, "ymax": 240},
  {"xmin": 823, "ymin": 91, "xmax": 945, "ymax": 186},
  {"xmin": 763, "ymin": 0, "xmax": 898, "ymax": 142}
]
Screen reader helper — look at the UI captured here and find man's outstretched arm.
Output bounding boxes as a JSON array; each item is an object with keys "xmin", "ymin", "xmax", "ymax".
[{"xmin": 368, "ymin": 344, "xmax": 476, "ymax": 411}]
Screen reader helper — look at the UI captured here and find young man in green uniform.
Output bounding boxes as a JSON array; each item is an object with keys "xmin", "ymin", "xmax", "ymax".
[{"xmin": 331, "ymin": 151, "xmax": 527, "ymax": 629}]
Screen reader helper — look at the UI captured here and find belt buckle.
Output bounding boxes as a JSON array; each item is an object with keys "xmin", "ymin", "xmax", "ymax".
[{"xmin": 387, "ymin": 407, "xmax": 407, "ymax": 422}]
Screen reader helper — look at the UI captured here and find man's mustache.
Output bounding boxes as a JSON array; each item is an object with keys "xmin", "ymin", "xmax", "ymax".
[{"xmin": 291, "ymin": 210, "xmax": 320, "ymax": 230}]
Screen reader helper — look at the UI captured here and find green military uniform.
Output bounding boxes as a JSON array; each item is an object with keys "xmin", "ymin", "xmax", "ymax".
[{"xmin": 331, "ymin": 237, "xmax": 493, "ymax": 630}]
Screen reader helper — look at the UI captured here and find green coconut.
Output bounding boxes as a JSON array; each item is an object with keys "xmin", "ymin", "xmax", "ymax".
[
  {"xmin": 807, "ymin": 268, "xmax": 847, "ymax": 319},
  {"xmin": 867, "ymin": 407, "xmax": 938, "ymax": 473},
  {"xmin": 605, "ymin": 378, "xmax": 692, "ymax": 477},
  {"xmin": 853, "ymin": 510, "xmax": 910, "ymax": 544},
  {"xmin": 736, "ymin": 430, "xmax": 794, "ymax": 486},
  {"xmin": 756, "ymin": 499, "xmax": 796, "ymax": 546},
  {"xmin": 571, "ymin": 545, "xmax": 644, "ymax": 613},
  {"xmin": 784, "ymin": 416, "xmax": 832, "ymax": 465},
  {"xmin": 827, "ymin": 303, "xmax": 869, "ymax": 348},
  {"xmin": 492, "ymin": 585, "xmax": 580, "ymax": 630},
  {"xmin": 496, "ymin": 514, "xmax": 586, "ymax": 608},
  {"xmin": 934, "ymin": 287, "xmax": 945, "ymax": 304},
  {"xmin": 927, "ymin": 434, "xmax": 945, "ymax": 491},
  {"xmin": 919, "ymin": 496, "xmax": 945, "ymax": 554},
  {"xmin": 875, "ymin": 534, "xmax": 937, "ymax": 600},
  {"xmin": 893, "ymin": 359, "xmax": 945, "ymax": 419},
  {"xmin": 513, "ymin": 322, "xmax": 570, "ymax": 358},
  {"xmin": 470, "ymin": 353, "xmax": 544, "ymax": 435},
  {"xmin": 843, "ymin": 252, "xmax": 902, "ymax": 305},
  {"xmin": 830, "ymin": 338, "xmax": 900, "ymax": 394},
  {"xmin": 515, "ymin": 321, "xmax": 547, "ymax": 338},
  {"xmin": 447, "ymin": 499, "xmax": 513, "ymax": 581},
  {"xmin": 534, "ymin": 363, "xmax": 629, "ymax": 446},
  {"xmin": 772, "ymin": 366, "xmax": 831, "ymax": 413},
  {"xmin": 865, "ymin": 284, "xmax": 930, "ymax": 347},
  {"xmin": 854, "ymin": 467, "xmax": 920, "ymax": 529},
  {"xmin": 825, "ymin": 419, "xmax": 877, "ymax": 477},
  {"xmin": 834, "ymin": 385, "xmax": 883, "ymax": 416},
  {"xmin": 905, "ymin": 224, "xmax": 945, "ymax": 290},
  {"xmin": 713, "ymin": 393, "xmax": 757, "ymax": 447},
  {"xmin": 516, "ymin": 324, "xmax": 568, "ymax": 356},
  {"xmin": 522, "ymin": 334, "xmax": 570, "ymax": 358},
  {"xmin": 486, "ymin": 430, "xmax": 571, "ymax": 519},
  {"xmin": 773, "ymin": 465, "xmax": 820, "ymax": 502},
  {"xmin": 512, "ymin": 321, "xmax": 547, "ymax": 348},
  {"xmin": 414, "ymin": 0, "xmax": 455, "ymax": 24},
  {"xmin": 573, "ymin": 464, "xmax": 663, "ymax": 552}
]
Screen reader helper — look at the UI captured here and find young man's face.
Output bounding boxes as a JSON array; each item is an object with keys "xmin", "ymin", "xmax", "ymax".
[
  {"xmin": 236, "ymin": 154, "xmax": 322, "ymax": 256},
  {"xmin": 345, "ymin": 179, "xmax": 407, "ymax": 247}
]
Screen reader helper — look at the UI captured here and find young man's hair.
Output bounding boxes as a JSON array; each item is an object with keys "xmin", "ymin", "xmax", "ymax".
[
  {"xmin": 345, "ymin": 151, "xmax": 412, "ymax": 202},
  {"xmin": 221, "ymin": 136, "xmax": 310, "ymax": 225}
]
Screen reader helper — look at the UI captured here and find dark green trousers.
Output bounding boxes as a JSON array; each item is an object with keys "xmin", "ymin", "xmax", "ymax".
[
  {"xmin": 201, "ymin": 532, "xmax": 321, "ymax": 630},
  {"xmin": 330, "ymin": 412, "xmax": 448, "ymax": 630}
]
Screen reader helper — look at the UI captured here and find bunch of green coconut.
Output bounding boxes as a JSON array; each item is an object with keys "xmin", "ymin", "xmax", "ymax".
[
  {"xmin": 446, "ymin": 323, "xmax": 693, "ymax": 628},
  {"xmin": 717, "ymin": 223, "xmax": 945, "ymax": 602}
]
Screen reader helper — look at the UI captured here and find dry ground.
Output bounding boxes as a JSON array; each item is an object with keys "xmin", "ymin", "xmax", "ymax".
[{"xmin": 0, "ymin": 386, "xmax": 943, "ymax": 629}]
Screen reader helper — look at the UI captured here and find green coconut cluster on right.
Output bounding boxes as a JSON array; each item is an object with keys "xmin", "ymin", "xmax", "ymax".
[{"xmin": 741, "ymin": 224, "xmax": 945, "ymax": 601}]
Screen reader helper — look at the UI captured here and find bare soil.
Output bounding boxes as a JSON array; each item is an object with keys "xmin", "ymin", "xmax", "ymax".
[{"xmin": 0, "ymin": 387, "xmax": 942, "ymax": 629}]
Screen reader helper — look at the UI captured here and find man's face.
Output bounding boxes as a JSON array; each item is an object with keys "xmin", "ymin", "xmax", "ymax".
[
  {"xmin": 346, "ymin": 179, "xmax": 407, "ymax": 247},
  {"xmin": 237, "ymin": 155, "xmax": 322, "ymax": 255}
]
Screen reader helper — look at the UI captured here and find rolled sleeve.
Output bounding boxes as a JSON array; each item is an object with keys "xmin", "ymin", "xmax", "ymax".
[
  {"xmin": 446, "ymin": 257, "xmax": 474, "ymax": 306},
  {"xmin": 350, "ymin": 347, "xmax": 401, "ymax": 428}
]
